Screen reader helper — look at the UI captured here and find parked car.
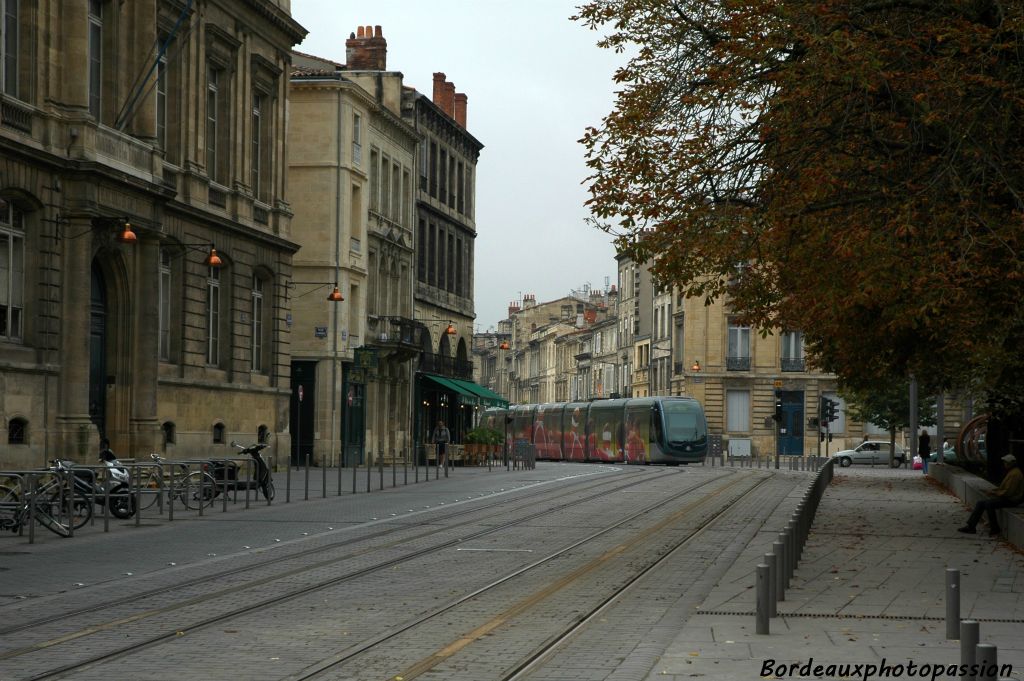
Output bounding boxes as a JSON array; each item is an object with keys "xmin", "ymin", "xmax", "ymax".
[
  {"xmin": 930, "ymin": 444, "xmax": 957, "ymax": 464},
  {"xmin": 833, "ymin": 440, "xmax": 908, "ymax": 468}
]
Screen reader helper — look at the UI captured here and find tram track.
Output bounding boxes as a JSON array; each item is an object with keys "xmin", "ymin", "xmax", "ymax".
[
  {"xmin": 5, "ymin": 467, "xmax": 740, "ymax": 681},
  {"xmin": 0, "ymin": 466, "xmax": 642, "ymax": 638},
  {"xmin": 284, "ymin": 470, "xmax": 770, "ymax": 681}
]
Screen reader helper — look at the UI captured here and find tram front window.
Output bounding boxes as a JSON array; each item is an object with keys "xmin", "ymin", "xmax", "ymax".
[{"xmin": 662, "ymin": 401, "xmax": 706, "ymax": 443}]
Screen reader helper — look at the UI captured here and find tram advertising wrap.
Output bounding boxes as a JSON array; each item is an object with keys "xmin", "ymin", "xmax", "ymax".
[{"xmin": 485, "ymin": 397, "xmax": 707, "ymax": 465}]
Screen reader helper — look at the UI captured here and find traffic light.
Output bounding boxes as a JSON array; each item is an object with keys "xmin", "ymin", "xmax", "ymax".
[
  {"xmin": 774, "ymin": 398, "xmax": 783, "ymax": 422},
  {"xmin": 825, "ymin": 399, "xmax": 839, "ymax": 423}
]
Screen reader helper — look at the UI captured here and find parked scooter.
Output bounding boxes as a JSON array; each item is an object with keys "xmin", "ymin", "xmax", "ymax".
[
  {"xmin": 59, "ymin": 443, "xmax": 136, "ymax": 519},
  {"xmin": 205, "ymin": 441, "xmax": 275, "ymax": 501}
]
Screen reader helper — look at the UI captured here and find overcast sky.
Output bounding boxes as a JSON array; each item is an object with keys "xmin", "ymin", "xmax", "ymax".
[{"xmin": 290, "ymin": 0, "xmax": 623, "ymax": 331}]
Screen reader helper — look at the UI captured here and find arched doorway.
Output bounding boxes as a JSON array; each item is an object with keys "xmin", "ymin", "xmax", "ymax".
[{"xmin": 89, "ymin": 263, "xmax": 108, "ymax": 437}]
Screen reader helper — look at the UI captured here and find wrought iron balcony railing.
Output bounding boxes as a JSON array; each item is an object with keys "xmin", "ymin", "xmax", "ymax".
[
  {"xmin": 781, "ymin": 357, "xmax": 806, "ymax": 372},
  {"xmin": 726, "ymin": 356, "xmax": 751, "ymax": 371},
  {"xmin": 419, "ymin": 351, "xmax": 473, "ymax": 380}
]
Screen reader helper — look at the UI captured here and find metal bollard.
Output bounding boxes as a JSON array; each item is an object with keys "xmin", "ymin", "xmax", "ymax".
[
  {"xmin": 403, "ymin": 449, "xmax": 408, "ymax": 485},
  {"xmin": 322, "ymin": 454, "xmax": 327, "ymax": 499},
  {"xmin": 338, "ymin": 455, "xmax": 343, "ymax": 496},
  {"xmin": 304, "ymin": 449, "xmax": 310, "ymax": 501},
  {"xmin": 379, "ymin": 451, "xmax": 384, "ymax": 490},
  {"xmin": 286, "ymin": 456, "xmax": 291, "ymax": 503},
  {"xmin": 366, "ymin": 454, "xmax": 372, "ymax": 493},
  {"xmin": 961, "ymin": 620, "xmax": 979, "ymax": 681},
  {"xmin": 756, "ymin": 563, "xmax": 770, "ymax": 634},
  {"xmin": 975, "ymin": 643, "xmax": 997, "ymax": 681},
  {"xmin": 946, "ymin": 568, "xmax": 961, "ymax": 640},
  {"xmin": 773, "ymin": 540, "xmax": 786, "ymax": 601},
  {"xmin": 764, "ymin": 552, "xmax": 777, "ymax": 617},
  {"xmin": 784, "ymin": 525, "xmax": 795, "ymax": 583}
]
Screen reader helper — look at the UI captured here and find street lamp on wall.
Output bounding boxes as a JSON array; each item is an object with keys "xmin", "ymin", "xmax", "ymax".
[
  {"xmin": 691, "ymin": 359, "xmax": 701, "ymax": 372},
  {"xmin": 287, "ymin": 281, "xmax": 345, "ymax": 303}
]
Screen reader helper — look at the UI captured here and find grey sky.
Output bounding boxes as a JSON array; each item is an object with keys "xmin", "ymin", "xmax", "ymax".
[{"xmin": 290, "ymin": 0, "xmax": 622, "ymax": 331}]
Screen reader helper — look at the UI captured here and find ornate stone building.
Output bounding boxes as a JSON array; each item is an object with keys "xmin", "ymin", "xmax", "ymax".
[
  {"xmin": 0, "ymin": 0, "xmax": 305, "ymax": 468},
  {"xmin": 289, "ymin": 27, "xmax": 419, "ymax": 466}
]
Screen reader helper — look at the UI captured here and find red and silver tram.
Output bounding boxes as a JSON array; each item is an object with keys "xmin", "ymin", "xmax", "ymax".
[{"xmin": 483, "ymin": 397, "xmax": 708, "ymax": 465}]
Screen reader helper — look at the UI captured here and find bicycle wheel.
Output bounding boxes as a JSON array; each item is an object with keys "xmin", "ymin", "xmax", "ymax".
[
  {"xmin": 260, "ymin": 480, "xmax": 275, "ymax": 502},
  {"xmin": 0, "ymin": 484, "xmax": 19, "ymax": 503},
  {"xmin": 177, "ymin": 472, "xmax": 218, "ymax": 510},
  {"xmin": 49, "ymin": 489, "xmax": 92, "ymax": 530},
  {"xmin": 137, "ymin": 471, "xmax": 163, "ymax": 511},
  {"xmin": 33, "ymin": 497, "xmax": 72, "ymax": 537}
]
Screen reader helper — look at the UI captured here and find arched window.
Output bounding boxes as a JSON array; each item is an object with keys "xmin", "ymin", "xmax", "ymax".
[
  {"xmin": 7, "ymin": 417, "xmax": 26, "ymax": 444},
  {"xmin": 162, "ymin": 421, "xmax": 176, "ymax": 445},
  {"xmin": 212, "ymin": 422, "xmax": 225, "ymax": 444},
  {"xmin": 257, "ymin": 424, "xmax": 269, "ymax": 444}
]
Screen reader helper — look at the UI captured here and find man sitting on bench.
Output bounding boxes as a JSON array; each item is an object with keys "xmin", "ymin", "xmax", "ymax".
[{"xmin": 958, "ymin": 454, "xmax": 1023, "ymax": 536}]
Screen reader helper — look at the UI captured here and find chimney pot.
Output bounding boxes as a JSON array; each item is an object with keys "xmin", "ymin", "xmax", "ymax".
[
  {"xmin": 441, "ymin": 81, "xmax": 456, "ymax": 117},
  {"xmin": 357, "ymin": 26, "xmax": 365, "ymax": 37},
  {"xmin": 374, "ymin": 25, "xmax": 382, "ymax": 37}
]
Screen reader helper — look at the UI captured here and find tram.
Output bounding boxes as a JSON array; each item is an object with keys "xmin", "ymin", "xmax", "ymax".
[{"xmin": 482, "ymin": 397, "xmax": 708, "ymax": 465}]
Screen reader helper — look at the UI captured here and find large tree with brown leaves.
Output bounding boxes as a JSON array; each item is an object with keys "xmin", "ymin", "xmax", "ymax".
[{"xmin": 575, "ymin": 0, "xmax": 1024, "ymax": 410}]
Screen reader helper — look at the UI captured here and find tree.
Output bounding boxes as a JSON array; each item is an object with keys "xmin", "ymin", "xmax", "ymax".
[
  {"xmin": 574, "ymin": 1, "xmax": 1024, "ymax": 406},
  {"xmin": 841, "ymin": 382, "xmax": 936, "ymax": 468}
]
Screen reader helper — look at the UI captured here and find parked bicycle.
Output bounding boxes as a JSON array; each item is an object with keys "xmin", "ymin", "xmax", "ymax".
[
  {"xmin": 2, "ymin": 461, "xmax": 93, "ymax": 530},
  {"xmin": 0, "ymin": 479, "xmax": 74, "ymax": 538},
  {"xmin": 138, "ymin": 454, "xmax": 218, "ymax": 511}
]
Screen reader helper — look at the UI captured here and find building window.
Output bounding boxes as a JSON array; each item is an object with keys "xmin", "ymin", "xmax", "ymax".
[
  {"xmin": 429, "ymin": 141, "xmax": 437, "ymax": 198},
  {"xmin": 439, "ymin": 148, "xmax": 448, "ymax": 204},
  {"xmin": 380, "ymin": 156, "xmax": 391, "ymax": 217},
  {"xmin": 447, "ymin": 155, "xmax": 456, "ymax": 208},
  {"xmin": 206, "ymin": 265, "xmax": 220, "ymax": 365},
  {"xmin": 162, "ymin": 421, "xmax": 176, "ymax": 445},
  {"xmin": 88, "ymin": 0, "xmax": 102, "ymax": 120},
  {"xmin": 258, "ymin": 424, "xmax": 269, "ymax": 443},
  {"xmin": 417, "ymin": 219, "xmax": 426, "ymax": 283},
  {"xmin": 781, "ymin": 330, "xmax": 805, "ymax": 372},
  {"xmin": 159, "ymin": 249, "xmax": 171, "ymax": 360},
  {"xmin": 251, "ymin": 274, "xmax": 264, "ymax": 372},
  {"xmin": 154, "ymin": 52, "xmax": 169, "ymax": 152},
  {"xmin": 726, "ymin": 390, "xmax": 750, "ymax": 432},
  {"xmin": 2, "ymin": 0, "xmax": 18, "ymax": 97},
  {"xmin": 456, "ymin": 161, "xmax": 464, "ymax": 214},
  {"xmin": 206, "ymin": 65, "xmax": 229, "ymax": 185},
  {"xmin": 251, "ymin": 93, "xmax": 262, "ymax": 200},
  {"xmin": 427, "ymin": 223, "xmax": 436, "ymax": 286},
  {"xmin": 391, "ymin": 161, "xmax": 400, "ymax": 221},
  {"xmin": 727, "ymin": 321, "xmax": 751, "ymax": 371},
  {"xmin": 7, "ymin": 417, "xmax": 26, "ymax": 444},
  {"xmin": 0, "ymin": 198, "xmax": 24, "ymax": 341},
  {"xmin": 352, "ymin": 112, "xmax": 362, "ymax": 164},
  {"xmin": 456, "ymin": 236, "xmax": 463, "ymax": 296},
  {"xmin": 212, "ymin": 422, "xmax": 225, "ymax": 444},
  {"xmin": 369, "ymin": 148, "xmax": 379, "ymax": 212},
  {"xmin": 418, "ymin": 142, "xmax": 427, "ymax": 191}
]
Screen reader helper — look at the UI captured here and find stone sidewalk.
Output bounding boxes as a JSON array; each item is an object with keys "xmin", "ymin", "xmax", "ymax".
[{"xmin": 651, "ymin": 466, "xmax": 1024, "ymax": 680}]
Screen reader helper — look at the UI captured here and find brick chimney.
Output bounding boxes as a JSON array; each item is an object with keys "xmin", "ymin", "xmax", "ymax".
[
  {"xmin": 453, "ymin": 93, "xmax": 467, "ymax": 127},
  {"xmin": 346, "ymin": 25, "xmax": 387, "ymax": 71}
]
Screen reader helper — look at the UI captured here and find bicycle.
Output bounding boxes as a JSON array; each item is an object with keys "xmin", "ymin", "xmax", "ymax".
[
  {"xmin": 138, "ymin": 454, "xmax": 218, "ymax": 511},
  {"xmin": 2, "ymin": 462, "xmax": 93, "ymax": 531},
  {"xmin": 0, "ymin": 482, "xmax": 75, "ymax": 538}
]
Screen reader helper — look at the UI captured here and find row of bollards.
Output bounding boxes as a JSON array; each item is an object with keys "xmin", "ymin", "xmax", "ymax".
[
  {"xmin": 946, "ymin": 568, "xmax": 1009, "ymax": 681},
  {"xmin": 727, "ymin": 455, "xmax": 826, "ymax": 471},
  {"xmin": 756, "ymin": 457, "xmax": 835, "ymax": 633}
]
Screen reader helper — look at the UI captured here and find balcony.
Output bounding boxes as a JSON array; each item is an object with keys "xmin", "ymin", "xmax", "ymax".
[
  {"xmin": 0, "ymin": 95, "xmax": 34, "ymax": 134},
  {"xmin": 781, "ymin": 357, "xmax": 806, "ymax": 372},
  {"xmin": 419, "ymin": 351, "xmax": 473, "ymax": 380},
  {"xmin": 726, "ymin": 356, "xmax": 751, "ymax": 371},
  {"xmin": 366, "ymin": 316, "xmax": 420, "ymax": 361}
]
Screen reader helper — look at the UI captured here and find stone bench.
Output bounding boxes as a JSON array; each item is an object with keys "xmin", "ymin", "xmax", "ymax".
[{"xmin": 930, "ymin": 463, "xmax": 1024, "ymax": 548}]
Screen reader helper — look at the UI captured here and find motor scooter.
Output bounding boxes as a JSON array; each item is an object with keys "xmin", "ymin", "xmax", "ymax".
[
  {"xmin": 59, "ymin": 450, "xmax": 136, "ymax": 519},
  {"xmin": 205, "ymin": 441, "xmax": 275, "ymax": 501}
]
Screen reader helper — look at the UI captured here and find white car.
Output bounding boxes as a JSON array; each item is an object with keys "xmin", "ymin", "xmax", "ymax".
[{"xmin": 833, "ymin": 440, "xmax": 908, "ymax": 468}]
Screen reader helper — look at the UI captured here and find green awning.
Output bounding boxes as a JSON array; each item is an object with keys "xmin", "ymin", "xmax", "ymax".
[
  {"xmin": 421, "ymin": 373, "xmax": 479, "ymax": 405},
  {"xmin": 449, "ymin": 378, "xmax": 509, "ymax": 407}
]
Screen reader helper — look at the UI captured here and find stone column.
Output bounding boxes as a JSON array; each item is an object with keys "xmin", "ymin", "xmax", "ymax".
[
  {"xmin": 127, "ymin": 0, "xmax": 158, "ymax": 140},
  {"xmin": 56, "ymin": 218, "xmax": 96, "ymax": 459},
  {"xmin": 129, "ymin": 235, "xmax": 161, "ymax": 455}
]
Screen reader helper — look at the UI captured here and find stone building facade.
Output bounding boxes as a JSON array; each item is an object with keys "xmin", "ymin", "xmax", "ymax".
[
  {"xmin": 402, "ymin": 74, "xmax": 484, "ymax": 445},
  {"xmin": 288, "ymin": 27, "xmax": 419, "ymax": 466},
  {"xmin": 0, "ymin": 0, "xmax": 305, "ymax": 468}
]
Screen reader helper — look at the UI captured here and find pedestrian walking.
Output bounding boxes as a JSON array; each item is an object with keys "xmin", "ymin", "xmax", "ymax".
[
  {"xmin": 432, "ymin": 420, "xmax": 450, "ymax": 468},
  {"xmin": 918, "ymin": 429, "xmax": 931, "ymax": 473},
  {"xmin": 958, "ymin": 454, "xmax": 1023, "ymax": 536}
]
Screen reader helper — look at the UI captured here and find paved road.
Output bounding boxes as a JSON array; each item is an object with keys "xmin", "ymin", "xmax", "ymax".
[{"xmin": 1, "ymin": 462, "xmax": 1020, "ymax": 681}]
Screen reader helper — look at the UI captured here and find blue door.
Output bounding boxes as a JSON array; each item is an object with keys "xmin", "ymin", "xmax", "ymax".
[{"xmin": 777, "ymin": 391, "xmax": 804, "ymax": 456}]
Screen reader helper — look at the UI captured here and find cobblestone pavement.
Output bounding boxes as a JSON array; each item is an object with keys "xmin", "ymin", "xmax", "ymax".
[
  {"xmin": 3, "ymin": 463, "xmax": 1018, "ymax": 681},
  {"xmin": 649, "ymin": 466, "xmax": 1024, "ymax": 681}
]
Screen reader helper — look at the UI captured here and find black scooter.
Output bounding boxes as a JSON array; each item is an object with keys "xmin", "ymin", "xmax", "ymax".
[{"xmin": 206, "ymin": 441, "xmax": 275, "ymax": 501}]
